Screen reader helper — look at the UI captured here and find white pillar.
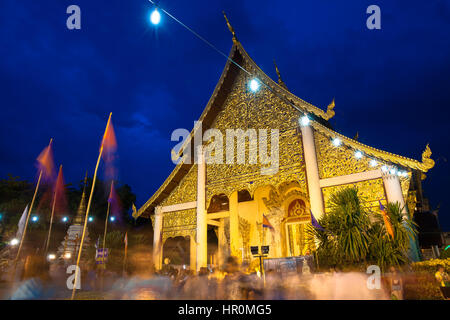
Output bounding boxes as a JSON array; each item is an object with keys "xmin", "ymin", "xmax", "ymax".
[
  {"xmin": 382, "ymin": 166, "xmax": 407, "ymax": 216},
  {"xmin": 196, "ymin": 145, "xmax": 207, "ymax": 271},
  {"xmin": 300, "ymin": 123, "xmax": 325, "ymax": 218},
  {"xmin": 153, "ymin": 206, "xmax": 163, "ymax": 270}
]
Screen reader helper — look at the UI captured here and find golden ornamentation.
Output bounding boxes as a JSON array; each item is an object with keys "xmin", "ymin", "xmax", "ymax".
[
  {"xmin": 312, "ymin": 121, "xmax": 434, "ymax": 172},
  {"xmin": 161, "ymin": 165, "xmax": 197, "ymax": 206},
  {"xmin": 325, "ymin": 98, "xmax": 335, "ymax": 119},
  {"xmin": 322, "ymin": 179, "xmax": 386, "ymax": 213},
  {"xmin": 223, "ymin": 11, "xmax": 237, "ymax": 41},
  {"xmin": 422, "ymin": 144, "xmax": 435, "ymax": 170},
  {"xmin": 161, "ymin": 208, "xmax": 196, "ymax": 242}
]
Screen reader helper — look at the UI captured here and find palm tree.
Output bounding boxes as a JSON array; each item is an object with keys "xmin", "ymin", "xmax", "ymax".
[{"xmin": 308, "ymin": 187, "xmax": 372, "ymax": 267}]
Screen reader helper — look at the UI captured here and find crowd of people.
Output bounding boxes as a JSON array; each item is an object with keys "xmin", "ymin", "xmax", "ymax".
[{"xmin": 2, "ymin": 247, "xmax": 449, "ymax": 300}]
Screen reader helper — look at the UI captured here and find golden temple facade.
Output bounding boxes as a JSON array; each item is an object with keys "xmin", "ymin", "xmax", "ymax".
[{"xmin": 134, "ymin": 18, "xmax": 434, "ymax": 271}]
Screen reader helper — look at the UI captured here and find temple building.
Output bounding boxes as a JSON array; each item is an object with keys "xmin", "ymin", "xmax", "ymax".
[{"xmin": 134, "ymin": 16, "xmax": 435, "ymax": 271}]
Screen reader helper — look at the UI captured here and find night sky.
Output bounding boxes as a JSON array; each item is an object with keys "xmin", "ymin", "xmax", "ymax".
[{"xmin": 0, "ymin": 1, "xmax": 449, "ymax": 230}]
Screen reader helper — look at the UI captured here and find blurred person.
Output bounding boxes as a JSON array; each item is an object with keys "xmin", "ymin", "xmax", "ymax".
[
  {"xmin": 388, "ymin": 266, "xmax": 403, "ymax": 300},
  {"xmin": 108, "ymin": 246, "xmax": 172, "ymax": 299},
  {"xmin": 10, "ymin": 255, "xmax": 55, "ymax": 300},
  {"xmin": 435, "ymin": 265, "xmax": 450, "ymax": 299}
]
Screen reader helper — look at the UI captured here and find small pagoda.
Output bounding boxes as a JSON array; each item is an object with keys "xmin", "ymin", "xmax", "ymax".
[{"xmin": 57, "ymin": 174, "xmax": 91, "ymax": 263}]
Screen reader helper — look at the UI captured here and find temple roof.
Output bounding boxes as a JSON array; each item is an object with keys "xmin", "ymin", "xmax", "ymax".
[{"xmin": 134, "ymin": 24, "xmax": 434, "ymax": 219}]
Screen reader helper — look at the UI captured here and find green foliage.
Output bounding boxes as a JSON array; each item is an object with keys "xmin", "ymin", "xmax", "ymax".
[
  {"xmin": 309, "ymin": 187, "xmax": 372, "ymax": 266},
  {"xmin": 412, "ymin": 258, "xmax": 450, "ymax": 273},
  {"xmin": 310, "ymin": 187, "xmax": 418, "ymax": 271}
]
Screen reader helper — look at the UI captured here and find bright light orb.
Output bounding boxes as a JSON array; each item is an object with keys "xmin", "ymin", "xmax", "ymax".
[
  {"xmin": 300, "ymin": 115, "xmax": 310, "ymax": 126},
  {"xmin": 332, "ymin": 138, "xmax": 341, "ymax": 147},
  {"xmin": 62, "ymin": 216, "xmax": 68, "ymax": 223},
  {"xmin": 390, "ymin": 167, "xmax": 397, "ymax": 175},
  {"xmin": 110, "ymin": 216, "xmax": 116, "ymax": 222},
  {"xmin": 150, "ymin": 9, "xmax": 161, "ymax": 25},
  {"xmin": 249, "ymin": 78, "xmax": 260, "ymax": 92},
  {"xmin": 64, "ymin": 252, "xmax": 71, "ymax": 259},
  {"xmin": 10, "ymin": 238, "xmax": 19, "ymax": 246},
  {"xmin": 381, "ymin": 165, "xmax": 388, "ymax": 173},
  {"xmin": 88, "ymin": 216, "xmax": 94, "ymax": 222},
  {"xmin": 370, "ymin": 159, "xmax": 378, "ymax": 167},
  {"xmin": 354, "ymin": 151, "xmax": 363, "ymax": 159},
  {"xmin": 31, "ymin": 216, "xmax": 38, "ymax": 222},
  {"xmin": 47, "ymin": 254, "xmax": 56, "ymax": 261}
]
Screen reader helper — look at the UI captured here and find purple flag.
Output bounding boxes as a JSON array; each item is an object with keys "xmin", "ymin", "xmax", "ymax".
[{"xmin": 310, "ymin": 209, "xmax": 324, "ymax": 231}]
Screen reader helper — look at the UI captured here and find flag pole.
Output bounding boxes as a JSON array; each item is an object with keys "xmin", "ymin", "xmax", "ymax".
[
  {"xmin": 123, "ymin": 233, "xmax": 128, "ymax": 276},
  {"xmin": 100, "ymin": 189, "xmax": 111, "ymax": 291},
  {"xmin": 71, "ymin": 113, "xmax": 112, "ymax": 300},
  {"xmin": 45, "ymin": 164, "xmax": 62, "ymax": 253},
  {"xmin": 14, "ymin": 138, "xmax": 53, "ymax": 269}
]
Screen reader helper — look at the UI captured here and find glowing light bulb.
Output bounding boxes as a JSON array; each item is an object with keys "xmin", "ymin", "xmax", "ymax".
[
  {"xmin": 300, "ymin": 115, "xmax": 310, "ymax": 126},
  {"xmin": 47, "ymin": 254, "xmax": 56, "ymax": 260},
  {"xmin": 150, "ymin": 8, "xmax": 161, "ymax": 25},
  {"xmin": 88, "ymin": 216, "xmax": 94, "ymax": 222},
  {"xmin": 332, "ymin": 138, "xmax": 341, "ymax": 147},
  {"xmin": 370, "ymin": 159, "xmax": 378, "ymax": 167},
  {"xmin": 62, "ymin": 216, "xmax": 68, "ymax": 222},
  {"xmin": 64, "ymin": 252, "xmax": 71, "ymax": 259},
  {"xmin": 381, "ymin": 165, "xmax": 388, "ymax": 173},
  {"xmin": 249, "ymin": 78, "xmax": 260, "ymax": 92},
  {"xmin": 31, "ymin": 216, "xmax": 38, "ymax": 222},
  {"xmin": 110, "ymin": 216, "xmax": 116, "ymax": 222},
  {"xmin": 10, "ymin": 238, "xmax": 19, "ymax": 246},
  {"xmin": 354, "ymin": 151, "xmax": 363, "ymax": 159},
  {"xmin": 390, "ymin": 167, "xmax": 397, "ymax": 175}
]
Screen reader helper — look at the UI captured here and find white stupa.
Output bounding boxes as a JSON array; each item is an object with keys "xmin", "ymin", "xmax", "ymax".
[{"xmin": 57, "ymin": 174, "xmax": 91, "ymax": 263}]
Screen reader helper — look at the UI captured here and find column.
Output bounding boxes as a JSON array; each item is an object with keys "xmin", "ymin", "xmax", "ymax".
[
  {"xmin": 217, "ymin": 219, "xmax": 225, "ymax": 268},
  {"xmin": 229, "ymin": 191, "xmax": 240, "ymax": 262},
  {"xmin": 300, "ymin": 122, "xmax": 325, "ymax": 218},
  {"xmin": 196, "ymin": 145, "xmax": 207, "ymax": 271},
  {"xmin": 381, "ymin": 166, "xmax": 407, "ymax": 216},
  {"xmin": 153, "ymin": 206, "xmax": 163, "ymax": 270},
  {"xmin": 382, "ymin": 166, "xmax": 420, "ymax": 261},
  {"xmin": 190, "ymin": 235, "xmax": 197, "ymax": 272}
]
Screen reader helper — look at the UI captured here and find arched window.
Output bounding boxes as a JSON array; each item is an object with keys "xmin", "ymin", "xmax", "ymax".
[
  {"xmin": 207, "ymin": 194, "xmax": 229, "ymax": 213},
  {"xmin": 238, "ymin": 190, "xmax": 253, "ymax": 202}
]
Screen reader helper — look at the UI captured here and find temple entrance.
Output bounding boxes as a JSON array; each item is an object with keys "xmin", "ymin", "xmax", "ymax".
[
  {"xmin": 162, "ymin": 236, "xmax": 190, "ymax": 267},
  {"xmin": 284, "ymin": 199, "xmax": 312, "ymax": 256}
]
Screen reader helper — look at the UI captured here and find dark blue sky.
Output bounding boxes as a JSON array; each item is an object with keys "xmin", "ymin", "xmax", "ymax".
[{"xmin": 0, "ymin": 1, "xmax": 449, "ymax": 229}]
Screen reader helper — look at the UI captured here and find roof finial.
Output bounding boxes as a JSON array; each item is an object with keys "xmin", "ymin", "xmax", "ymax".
[
  {"xmin": 273, "ymin": 59, "xmax": 287, "ymax": 90},
  {"xmin": 326, "ymin": 98, "xmax": 335, "ymax": 120},
  {"xmin": 223, "ymin": 11, "xmax": 237, "ymax": 41},
  {"xmin": 422, "ymin": 143, "xmax": 435, "ymax": 170}
]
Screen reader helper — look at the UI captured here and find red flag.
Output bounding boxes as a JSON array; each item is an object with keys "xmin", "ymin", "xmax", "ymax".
[
  {"xmin": 54, "ymin": 165, "xmax": 67, "ymax": 215},
  {"xmin": 107, "ymin": 181, "xmax": 122, "ymax": 217},
  {"xmin": 101, "ymin": 115, "xmax": 118, "ymax": 181},
  {"xmin": 36, "ymin": 140, "xmax": 56, "ymax": 183},
  {"xmin": 379, "ymin": 200, "xmax": 395, "ymax": 239}
]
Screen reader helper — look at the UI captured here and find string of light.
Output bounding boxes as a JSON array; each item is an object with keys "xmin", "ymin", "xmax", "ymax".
[{"xmin": 146, "ymin": 1, "xmax": 408, "ymax": 177}]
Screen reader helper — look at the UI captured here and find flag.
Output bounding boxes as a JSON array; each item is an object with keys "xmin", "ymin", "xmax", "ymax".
[
  {"xmin": 124, "ymin": 232, "xmax": 128, "ymax": 247},
  {"xmin": 262, "ymin": 214, "xmax": 274, "ymax": 230},
  {"xmin": 107, "ymin": 181, "xmax": 121, "ymax": 216},
  {"xmin": 101, "ymin": 115, "xmax": 118, "ymax": 181},
  {"xmin": 53, "ymin": 165, "xmax": 67, "ymax": 215},
  {"xmin": 310, "ymin": 209, "xmax": 325, "ymax": 231},
  {"xmin": 36, "ymin": 141, "xmax": 56, "ymax": 183},
  {"xmin": 379, "ymin": 200, "xmax": 394, "ymax": 239},
  {"xmin": 16, "ymin": 205, "xmax": 29, "ymax": 241}
]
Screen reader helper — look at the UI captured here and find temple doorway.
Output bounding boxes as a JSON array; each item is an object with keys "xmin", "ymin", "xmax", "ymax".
[
  {"xmin": 284, "ymin": 199, "xmax": 312, "ymax": 256},
  {"xmin": 163, "ymin": 236, "xmax": 190, "ymax": 266}
]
